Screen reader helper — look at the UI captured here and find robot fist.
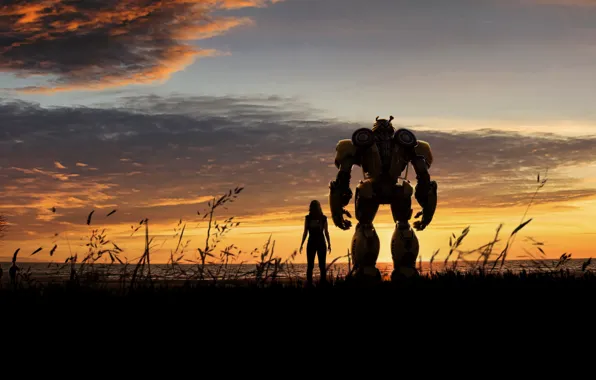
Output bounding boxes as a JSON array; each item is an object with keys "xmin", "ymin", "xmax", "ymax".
[
  {"xmin": 329, "ymin": 178, "xmax": 353, "ymax": 230},
  {"xmin": 413, "ymin": 180, "xmax": 437, "ymax": 231},
  {"xmin": 413, "ymin": 211, "xmax": 430, "ymax": 231},
  {"xmin": 333, "ymin": 208, "xmax": 353, "ymax": 230}
]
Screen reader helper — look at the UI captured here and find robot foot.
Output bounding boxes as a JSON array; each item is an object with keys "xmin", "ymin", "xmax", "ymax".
[
  {"xmin": 346, "ymin": 265, "xmax": 382, "ymax": 287},
  {"xmin": 391, "ymin": 266, "xmax": 420, "ymax": 282}
]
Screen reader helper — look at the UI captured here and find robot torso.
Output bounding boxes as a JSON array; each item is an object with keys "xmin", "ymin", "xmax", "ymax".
[{"xmin": 334, "ymin": 116, "xmax": 433, "ymax": 188}]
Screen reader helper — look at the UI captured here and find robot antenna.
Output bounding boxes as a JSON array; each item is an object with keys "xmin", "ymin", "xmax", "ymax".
[{"xmin": 389, "ymin": 115, "xmax": 394, "ymax": 122}]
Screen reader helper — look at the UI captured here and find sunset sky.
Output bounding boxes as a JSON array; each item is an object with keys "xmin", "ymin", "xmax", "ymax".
[{"xmin": 1, "ymin": 0, "xmax": 596, "ymax": 265}]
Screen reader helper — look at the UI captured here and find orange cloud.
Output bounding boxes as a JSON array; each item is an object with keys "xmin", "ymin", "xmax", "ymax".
[{"xmin": 0, "ymin": 0, "xmax": 283, "ymax": 93}]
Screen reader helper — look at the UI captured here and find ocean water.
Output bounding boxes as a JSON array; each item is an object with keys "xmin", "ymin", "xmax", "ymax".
[{"xmin": 0, "ymin": 259, "xmax": 591, "ymax": 281}]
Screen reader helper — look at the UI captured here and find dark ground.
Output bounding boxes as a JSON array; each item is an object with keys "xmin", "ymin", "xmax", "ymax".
[{"xmin": 3, "ymin": 271, "xmax": 595, "ymax": 315}]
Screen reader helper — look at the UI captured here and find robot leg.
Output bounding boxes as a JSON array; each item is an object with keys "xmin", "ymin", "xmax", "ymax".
[
  {"xmin": 390, "ymin": 182, "xmax": 420, "ymax": 280},
  {"xmin": 350, "ymin": 179, "xmax": 381, "ymax": 280}
]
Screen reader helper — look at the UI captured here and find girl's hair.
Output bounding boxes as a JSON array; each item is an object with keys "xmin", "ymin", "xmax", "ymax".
[{"xmin": 308, "ymin": 200, "xmax": 324, "ymax": 218}]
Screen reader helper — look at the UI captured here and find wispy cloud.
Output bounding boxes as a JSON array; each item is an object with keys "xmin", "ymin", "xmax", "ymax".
[
  {"xmin": 11, "ymin": 166, "xmax": 78, "ymax": 181},
  {"xmin": 143, "ymin": 196, "xmax": 214, "ymax": 208}
]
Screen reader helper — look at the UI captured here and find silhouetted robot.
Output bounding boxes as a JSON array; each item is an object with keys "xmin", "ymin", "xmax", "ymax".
[{"xmin": 329, "ymin": 116, "xmax": 437, "ymax": 281}]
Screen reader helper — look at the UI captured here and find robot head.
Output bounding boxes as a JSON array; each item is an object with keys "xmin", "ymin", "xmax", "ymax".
[{"xmin": 372, "ymin": 115, "xmax": 395, "ymax": 132}]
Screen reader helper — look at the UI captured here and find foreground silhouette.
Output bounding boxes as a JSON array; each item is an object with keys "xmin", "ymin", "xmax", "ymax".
[{"xmin": 300, "ymin": 200, "xmax": 331, "ymax": 287}]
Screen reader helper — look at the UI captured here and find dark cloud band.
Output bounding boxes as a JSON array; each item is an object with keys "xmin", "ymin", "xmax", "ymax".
[{"xmin": 2, "ymin": 94, "xmax": 596, "ymax": 233}]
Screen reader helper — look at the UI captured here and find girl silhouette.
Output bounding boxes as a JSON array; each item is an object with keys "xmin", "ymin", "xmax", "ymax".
[{"xmin": 300, "ymin": 200, "xmax": 331, "ymax": 286}]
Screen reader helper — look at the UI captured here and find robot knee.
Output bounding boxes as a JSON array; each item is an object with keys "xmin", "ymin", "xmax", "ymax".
[
  {"xmin": 398, "ymin": 220, "xmax": 411, "ymax": 229},
  {"xmin": 357, "ymin": 222, "xmax": 378, "ymax": 238},
  {"xmin": 356, "ymin": 179, "xmax": 375, "ymax": 199},
  {"xmin": 391, "ymin": 225, "xmax": 419, "ymax": 268},
  {"xmin": 351, "ymin": 224, "xmax": 380, "ymax": 267},
  {"xmin": 402, "ymin": 181, "xmax": 414, "ymax": 197}
]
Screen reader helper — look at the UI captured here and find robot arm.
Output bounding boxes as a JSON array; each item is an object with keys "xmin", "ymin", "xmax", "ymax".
[
  {"xmin": 329, "ymin": 140, "xmax": 356, "ymax": 230},
  {"xmin": 329, "ymin": 171, "xmax": 353, "ymax": 230},
  {"xmin": 410, "ymin": 141, "xmax": 437, "ymax": 231}
]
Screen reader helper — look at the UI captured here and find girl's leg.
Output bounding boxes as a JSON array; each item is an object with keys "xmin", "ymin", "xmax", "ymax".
[
  {"xmin": 317, "ymin": 243, "xmax": 327, "ymax": 283},
  {"xmin": 306, "ymin": 241, "xmax": 316, "ymax": 284}
]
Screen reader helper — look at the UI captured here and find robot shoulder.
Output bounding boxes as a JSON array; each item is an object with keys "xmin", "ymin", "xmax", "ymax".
[
  {"xmin": 414, "ymin": 140, "xmax": 434, "ymax": 168},
  {"xmin": 334, "ymin": 139, "xmax": 358, "ymax": 168}
]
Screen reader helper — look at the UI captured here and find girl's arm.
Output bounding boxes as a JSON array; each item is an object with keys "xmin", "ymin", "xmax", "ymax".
[{"xmin": 300, "ymin": 217, "xmax": 308, "ymax": 253}]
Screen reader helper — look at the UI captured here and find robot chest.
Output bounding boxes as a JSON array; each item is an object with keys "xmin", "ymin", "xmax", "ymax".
[
  {"xmin": 375, "ymin": 141, "xmax": 393, "ymax": 166},
  {"xmin": 360, "ymin": 143, "xmax": 407, "ymax": 178}
]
